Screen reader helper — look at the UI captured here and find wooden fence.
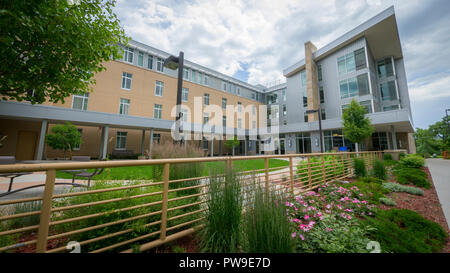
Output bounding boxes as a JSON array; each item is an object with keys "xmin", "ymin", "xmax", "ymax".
[{"xmin": 0, "ymin": 151, "xmax": 381, "ymax": 253}]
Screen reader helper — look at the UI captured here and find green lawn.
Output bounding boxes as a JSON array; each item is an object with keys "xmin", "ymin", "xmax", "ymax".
[{"xmin": 55, "ymin": 158, "xmax": 289, "ymax": 180}]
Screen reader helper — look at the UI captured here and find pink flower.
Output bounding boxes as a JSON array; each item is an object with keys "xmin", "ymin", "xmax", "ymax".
[
  {"xmin": 304, "ymin": 215, "xmax": 310, "ymax": 220},
  {"xmin": 291, "ymin": 232, "xmax": 297, "ymax": 238},
  {"xmin": 299, "ymin": 234, "xmax": 305, "ymax": 241}
]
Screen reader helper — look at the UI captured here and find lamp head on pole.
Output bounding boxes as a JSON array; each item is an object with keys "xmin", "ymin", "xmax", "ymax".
[{"xmin": 163, "ymin": 55, "xmax": 180, "ymax": 70}]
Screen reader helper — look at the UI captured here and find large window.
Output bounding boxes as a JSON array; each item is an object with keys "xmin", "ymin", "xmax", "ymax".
[
  {"xmin": 121, "ymin": 72, "xmax": 132, "ymax": 90},
  {"xmin": 303, "ymin": 89, "xmax": 308, "ymax": 107},
  {"xmin": 204, "ymin": 75, "xmax": 209, "ymax": 85},
  {"xmin": 338, "ymin": 48, "xmax": 366, "ymax": 75},
  {"xmin": 222, "ymin": 98, "xmax": 227, "ymax": 109},
  {"xmin": 372, "ymin": 132, "xmax": 389, "ymax": 150},
  {"xmin": 156, "ymin": 57, "xmax": 164, "ymax": 72},
  {"xmin": 319, "ymin": 86, "xmax": 324, "ymax": 104},
  {"xmin": 341, "ymin": 100, "xmax": 372, "ymax": 114},
  {"xmin": 380, "ymin": 81, "xmax": 397, "ymax": 101},
  {"xmin": 324, "ymin": 129, "xmax": 354, "ymax": 152},
  {"xmin": 154, "ymin": 104, "xmax": 162, "ymax": 119},
  {"xmin": 383, "ymin": 104, "xmax": 399, "ymax": 111},
  {"xmin": 182, "ymin": 87, "xmax": 188, "ymax": 102},
  {"xmin": 191, "ymin": 70, "xmax": 196, "ymax": 82},
  {"xmin": 155, "ymin": 81, "xmax": 164, "ymax": 97},
  {"xmin": 317, "ymin": 64, "xmax": 322, "ymax": 82},
  {"xmin": 138, "ymin": 52, "xmax": 144, "ymax": 66},
  {"xmin": 204, "ymin": 93, "xmax": 210, "ymax": 105},
  {"xmin": 183, "ymin": 68, "xmax": 189, "ymax": 80},
  {"xmin": 123, "ymin": 47, "xmax": 133, "ymax": 63},
  {"xmin": 300, "ymin": 71, "xmax": 306, "ymax": 87},
  {"xmin": 119, "ymin": 98, "xmax": 130, "ymax": 115},
  {"xmin": 339, "ymin": 73, "xmax": 369, "ymax": 99},
  {"xmin": 296, "ymin": 132, "xmax": 311, "ymax": 154},
  {"xmin": 377, "ymin": 57, "xmax": 394, "ymax": 78},
  {"xmin": 282, "ymin": 89, "xmax": 286, "ymax": 101},
  {"xmin": 72, "ymin": 93, "xmax": 89, "ymax": 110},
  {"xmin": 197, "ymin": 72, "xmax": 203, "ymax": 84},
  {"xmin": 115, "ymin": 132, "xmax": 127, "ymax": 150},
  {"xmin": 147, "ymin": 55, "xmax": 153, "ymax": 69}
]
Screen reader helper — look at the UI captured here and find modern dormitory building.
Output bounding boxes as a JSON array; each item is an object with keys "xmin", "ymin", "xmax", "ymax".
[{"xmin": 0, "ymin": 6, "xmax": 415, "ymax": 160}]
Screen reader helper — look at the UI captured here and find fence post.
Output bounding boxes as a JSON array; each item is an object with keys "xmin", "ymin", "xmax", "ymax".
[
  {"xmin": 36, "ymin": 169, "xmax": 56, "ymax": 253},
  {"xmin": 289, "ymin": 156, "xmax": 294, "ymax": 195},
  {"xmin": 332, "ymin": 154, "xmax": 336, "ymax": 181},
  {"xmin": 307, "ymin": 156, "xmax": 312, "ymax": 189},
  {"xmin": 264, "ymin": 157, "xmax": 269, "ymax": 200},
  {"xmin": 321, "ymin": 154, "xmax": 325, "ymax": 184},
  {"xmin": 160, "ymin": 163, "xmax": 170, "ymax": 241}
]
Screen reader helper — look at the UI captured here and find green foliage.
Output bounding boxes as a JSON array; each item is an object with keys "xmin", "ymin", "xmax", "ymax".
[
  {"xmin": 200, "ymin": 169, "xmax": 243, "ymax": 253},
  {"xmin": 384, "ymin": 159, "xmax": 398, "ymax": 167},
  {"xmin": 224, "ymin": 136, "xmax": 240, "ymax": 149},
  {"xmin": 353, "ymin": 158, "xmax": 366, "ymax": 177},
  {"xmin": 363, "ymin": 209, "xmax": 447, "ymax": 253},
  {"xmin": 382, "ymin": 182, "xmax": 424, "ymax": 196},
  {"xmin": 414, "ymin": 128, "xmax": 443, "ymax": 156},
  {"xmin": 398, "ymin": 152, "xmax": 406, "ymax": 160},
  {"xmin": 383, "ymin": 154, "xmax": 393, "ymax": 161},
  {"xmin": 342, "ymin": 181, "xmax": 390, "ymax": 204},
  {"xmin": 398, "ymin": 154, "xmax": 425, "ymax": 168},
  {"xmin": 393, "ymin": 167, "xmax": 430, "ymax": 189},
  {"xmin": 0, "ymin": 0, "xmax": 129, "ymax": 103},
  {"xmin": 243, "ymin": 185, "xmax": 295, "ymax": 253},
  {"xmin": 341, "ymin": 99, "xmax": 374, "ymax": 146},
  {"xmin": 45, "ymin": 122, "xmax": 81, "ymax": 158},
  {"xmin": 357, "ymin": 176, "xmax": 384, "ymax": 185},
  {"xmin": 371, "ymin": 159, "xmax": 387, "ymax": 180},
  {"xmin": 295, "ymin": 214, "xmax": 373, "ymax": 253},
  {"xmin": 379, "ymin": 197, "xmax": 396, "ymax": 206}
]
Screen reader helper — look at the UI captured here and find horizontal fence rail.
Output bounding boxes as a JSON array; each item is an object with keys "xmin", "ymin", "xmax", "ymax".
[{"xmin": 0, "ymin": 151, "xmax": 382, "ymax": 253}]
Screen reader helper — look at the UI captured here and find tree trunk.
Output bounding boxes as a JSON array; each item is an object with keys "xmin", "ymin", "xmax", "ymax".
[{"xmin": 355, "ymin": 143, "xmax": 359, "ymax": 153}]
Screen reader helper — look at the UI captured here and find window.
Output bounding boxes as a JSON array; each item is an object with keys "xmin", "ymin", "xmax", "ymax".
[
  {"xmin": 383, "ymin": 105, "xmax": 399, "ymax": 111},
  {"xmin": 191, "ymin": 70, "xmax": 196, "ymax": 82},
  {"xmin": 317, "ymin": 64, "xmax": 322, "ymax": 82},
  {"xmin": 321, "ymin": 108, "xmax": 326, "ymax": 120},
  {"xmin": 183, "ymin": 68, "xmax": 189, "ymax": 80},
  {"xmin": 155, "ymin": 81, "xmax": 164, "ymax": 97},
  {"xmin": 153, "ymin": 133, "xmax": 161, "ymax": 144},
  {"xmin": 222, "ymin": 98, "xmax": 227, "ymax": 109},
  {"xmin": 252, "ymin": 120, "xmax": 257, "ymax": 129},
  {"xmin": 119, "ymin": 98, "xmax": 130, "ymax": 115},
  {"xmin": 73, "ymin": 129, "xmax": 82, "ymax": 150},
  {"xmin": 251, "ymin": 92, "xmax": 256, "ymax": 100},
  {"xmin": 204, "ymin": 75, "xmax": 209, "ymax": 85},
  {"xmin": 319, "ymin": 86, "xmax": 324, "ymax": 104},
  {"xmin": 354, "ymin": 48, "xmax": 366, "ymax": 70},
  {"xmin": 181, "ymin": 108, "xmax": 188, "ymax": 122},
  {"xmin": 237, "ymin": 102, "xmax": 242, "ymax": 112},
  {"xmin": 204, "ymin": 93, "xmax": 210, "ymax": 105},
  {"xmin": 360, "ymin": 100, "xmax": 373, "ymax": 113},
  {"xmin": 182, "ymin": 87, "xmax": 188, "ymax": 102},
  {"xmin": 138, "ymin": 52, "xmax": 144, "ymax": 66},
  {"xmin": 380, "ymin": 81, "xmax": 397, "ymax": 101},
  {"xmin": 121, "ymin": 72, "xmax": 132, "ymax": 90},
  {"xmin": 154, "ymin": 104, "xmax": 162, "ymax": 119},
  {"xmin": 300, "ymin": 71, "xmax": 306, "ymax": 87},
  {"xmin": 115, "ymin": 132, "xmax": 127, "ymax": 150},
  {"xmin": 356, "ymin": 73, "xmax": 370, "ymax": 96},
  {"xmin": 222, "ymin": 82, "xmax": 227, "ymax": 91},
  {"xmin": 238, "ymin": 118, "xmax": 242, "ymax": 129},
  {"xmin": 304, "ymin": 112, "xmax": 308, "ymax": 122},
  {"xmin": 237, "ymin": 87, "xmax": 241, "ymax": 95},
  {"xmin": 282, "ymin": 89, "xmax": 286, "ymax": 101},
  {"xmin": 283, "ymin": 120, "xmax": 287, "ymax": 126},
  {"xmin": 339, "ymin": 77, "xmax": 358, "ymax": 99},
  {"xmin": 203, "ymin": 138, "xmax": 208, "ymax": 150},
  {"xmin": 252, "ymin": 105, "xmax": 256, "ymax": 115},
  {"xmin": 303, "ymin": 89, "xmax": 308, "ymax": 107},
  {"xmin": 72, "ymin": 93, "xmax": 89, "ymax": 110},
  {"xmin": 197, "ymin": 72, "xmax": 203, "ymax": 84},
  {"xmin": 203, "ymin": 112, "xmax": 209, "ymax": 124},
  {"xmin": 228, "ymin": 83, "xmax": 232, "ymax": 93},
  {"xmin": 147, "ymin": 55, "xmax": 153, "ymax": 69},
  {"xmin": 377, "ymin": 57, "xmax": 394, "ymax": 78},
  {"xmin": 223, "ymin": 116, "xmax": 227, "ymax": 127},
  {"xmin": 123, "ymin": 47, "xmax": 133, "ymax": 63},
  {"xmin": 282, "ymin": 104, "xmax": 287, "ymax": 117},
  {"xmin": 156, "ymin": 57, "xmax": 164, "ymax": 72}
]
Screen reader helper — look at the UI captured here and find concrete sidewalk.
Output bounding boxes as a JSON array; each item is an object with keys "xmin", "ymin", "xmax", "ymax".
[{"xmin": 426, "ymin": 159, "xmax": 450, "ymax": 229}]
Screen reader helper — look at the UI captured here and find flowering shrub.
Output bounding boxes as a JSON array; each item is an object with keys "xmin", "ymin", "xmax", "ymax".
[{"xmin": 286, "ymin": 182, "xmax": 376, "ymax": 253}]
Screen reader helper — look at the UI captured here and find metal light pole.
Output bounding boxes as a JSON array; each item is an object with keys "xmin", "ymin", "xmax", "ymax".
[
  {"xmin": 445, "ymin": 109, "xmax": 450, "ymax": 145},
  {"xmin": 164, "ymin": 52, "xmax": 184, "ymax": 144},
  {"xmin": 306, "ymin": 107, "xmax": 324, "ymax": 153}
]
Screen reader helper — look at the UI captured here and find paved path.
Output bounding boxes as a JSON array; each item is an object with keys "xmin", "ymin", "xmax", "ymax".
[{"xmin": 426, "ymin": 159, "xmax": 450, "ymax": 228}]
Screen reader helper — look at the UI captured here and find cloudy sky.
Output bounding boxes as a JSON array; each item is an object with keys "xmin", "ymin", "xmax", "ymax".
[{"xmin": 113, "ymin": 0, "xmax": 450, "ymax": 129}]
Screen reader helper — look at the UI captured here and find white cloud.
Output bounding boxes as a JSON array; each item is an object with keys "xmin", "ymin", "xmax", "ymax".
[{"xmin": 409, "ymin": 73, "xmax": 450, "ymax": 101}]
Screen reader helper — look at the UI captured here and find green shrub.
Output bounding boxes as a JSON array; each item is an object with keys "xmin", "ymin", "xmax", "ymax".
[
  {"xmin": 384, "ymin": 159, "xmax": 398, "ymax": 167},
  {"xmin": 382, "ymin": 183, "xmax": 424, "ymax": 196},
  {"xmin": 357, "ymin": 177, "xmax": 384, "ymax": 185},
  {"xmin": 393, "ymin": 167, "xmax": 430, "ymax": 189},
  {"xmin": 243, "ymin": 185, "xmax": 295, "ymax": 253},
  {"xmin": 200, "ymin": 169, "xmax": 243, "ymax": 253},
  {"xmin": 363, "ymin": 209, "xmax": 447, "ymax": 253},
  {"xmin": 379, "ymin": 197, "xmax": 396, "ymax": 206},
  {"xmin": 383, "ymin": 154, "xmax": 393, "ymax": 161},
  {"xmin": 353, "ymin": 158, "xmax": 366, "ymax": 177},
  {"xmin": 371, "ymin": 159, "xmax": 387, "ymax": 180},
  {"xmin": 342, "ymin": 181, "xmax": 389, "ymax": 204},
  {"xmin": 398, "ymin": 152, "xmax": 406, "ymax": 160},
  {"xmin": 399, "ymin": 154, "xmax": 425, "ymax": 168}
]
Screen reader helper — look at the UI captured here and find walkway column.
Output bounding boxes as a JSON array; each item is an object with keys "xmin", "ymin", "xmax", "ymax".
[
  {"xmin": 387, "ymin": 132, "xmax": 392, "ymax": 150},
  {"xmin": 141, "ymin": 129, "xmax": 146, "ymax": 156},
  {"xmin": 391, "ymin": 125, "xmax": 397, "ymax": 150},
  {"xmin": 210, "ymin": 137, "xmax": 214, "ymax": 157},
  {"xmin": 149, "ymin": 128, "xmax": 154, "ymax": 157},
  {"xmin": 244, "ymin": 137, "xmax": 248, "ymax": 156},
  {"xmin": 101, "ymin": 125, "xmax": 109, "ymax": 160},
  {"xmin": 36, "ymin": 120, "xmax": 48, "ymax": 160},
  {"xmin": 277, "ymin": 139, "xmax": 281, "ymax": 155},
  {"xmin": 259, "ymin": 140, "xmax": 262, "ymax": 155}
]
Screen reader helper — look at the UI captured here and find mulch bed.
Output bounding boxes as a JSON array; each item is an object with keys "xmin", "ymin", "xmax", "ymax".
[{"xmin": 377, "ymin": 166, "xmax": 450, "ymax": 253}]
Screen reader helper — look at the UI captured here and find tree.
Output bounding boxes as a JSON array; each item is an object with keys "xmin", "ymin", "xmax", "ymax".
[
  {"xmin": 414, "ymin": 128, "xmax": 442, "ymax": 156},
  {"xmin": 0, "ymin": 0, "xmax": 129, "ymax": 104},
  {"xmin": 342, "ymin": 99, "xmax": 374, "ymax": 152},
  {"xmin": 46, "ymin": 122, "xmax": 81, "ymax": 159},
  {"xmin": 225, "ymin": 136, "xmax": 240, "ymax": 156}
]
